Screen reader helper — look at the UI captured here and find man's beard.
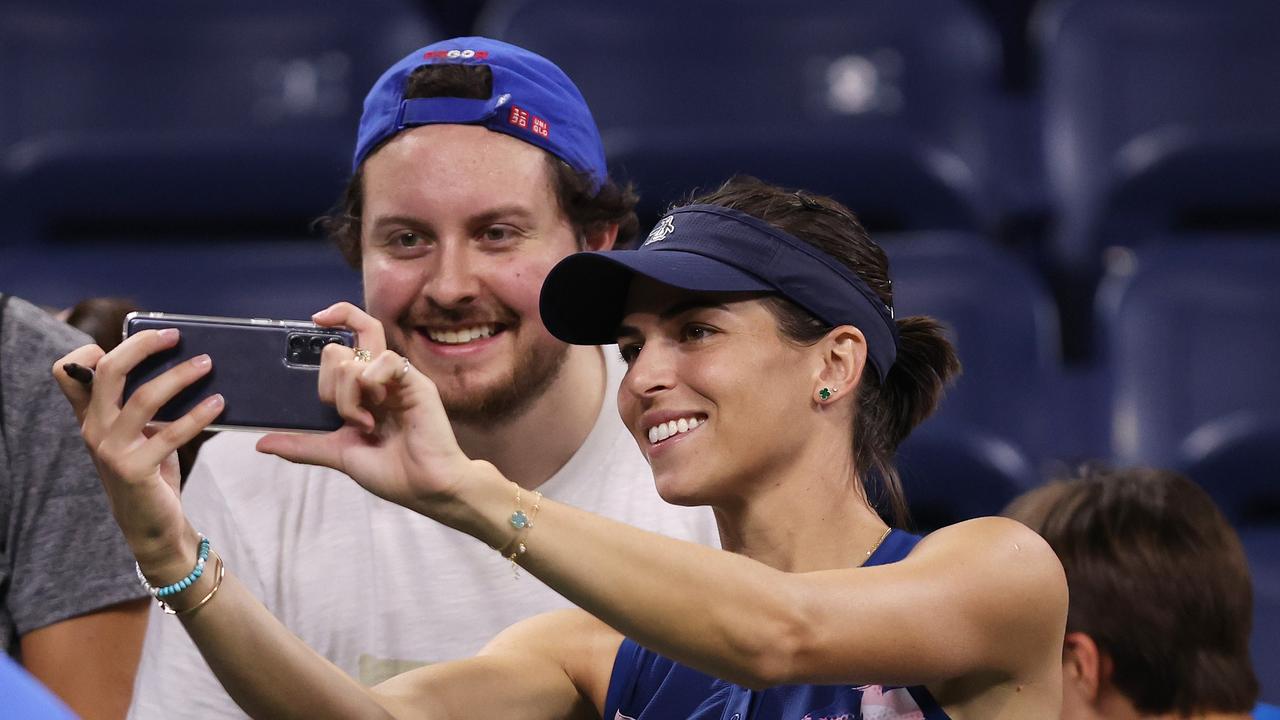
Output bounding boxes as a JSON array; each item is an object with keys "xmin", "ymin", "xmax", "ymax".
[
  {"xmin": 437, "ymin": 337, "xmax": 569, "ymax": 426},
  {"xmin": 386, "ymin": 326, "xmax": 570, "ymax": 427}
]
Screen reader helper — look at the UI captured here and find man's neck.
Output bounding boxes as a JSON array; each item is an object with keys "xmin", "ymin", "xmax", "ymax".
[{"xmin": 451, "ymin": 345, "xmax": 607, "ymax": 490}]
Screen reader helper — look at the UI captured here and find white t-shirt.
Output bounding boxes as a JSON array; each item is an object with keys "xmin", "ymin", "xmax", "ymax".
[{"xmin": 128, "ymin": 352, "xmax": 718, "ymax": 719}]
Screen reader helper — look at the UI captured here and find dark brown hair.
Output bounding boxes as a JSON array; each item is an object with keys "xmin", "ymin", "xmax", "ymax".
[
  {"xmin": 678, "ymin": 177, "xmax": 960, "ymax": 528},
  {"xmin": 319, "ymin": 64, "xmax": 639, "ymax": 267},
  {"xmin": 1004, "ymin": 467, "xmax": 1259, "ymax": 714}
]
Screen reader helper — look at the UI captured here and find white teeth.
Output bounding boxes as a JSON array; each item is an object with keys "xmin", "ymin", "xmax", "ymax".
[
  {"xmin": 645, "ymin": 416, "xmax": 704, "ymax": 445},
  {"xmin": 427, "ymin": 325, "xmax": 496, "ymax": 345}
]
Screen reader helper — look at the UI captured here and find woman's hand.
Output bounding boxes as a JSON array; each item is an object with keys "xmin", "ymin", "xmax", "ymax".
[
  {"xmin": 256, "ymin": 303, "xmax": 482, "ymax": 517},
  {"xmin": 52, "ymin": 328, "xmax": 223, "ymax": 577}
]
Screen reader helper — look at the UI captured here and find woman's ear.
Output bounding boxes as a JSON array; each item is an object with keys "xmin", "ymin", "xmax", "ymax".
[{"xmin": 813, "ymin": 325, "xmax": 866, "ymax": 404}]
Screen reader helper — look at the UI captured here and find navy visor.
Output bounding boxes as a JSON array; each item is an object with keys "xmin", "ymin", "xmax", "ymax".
[{"xmin": 540, "ymin": 204, "xmax": 899, "ymax": 381}]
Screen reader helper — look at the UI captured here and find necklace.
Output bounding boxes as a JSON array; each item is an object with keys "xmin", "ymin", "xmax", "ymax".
[{"xmin": 864, "ymin": 525, "xmax": 893, "ymax": 561}]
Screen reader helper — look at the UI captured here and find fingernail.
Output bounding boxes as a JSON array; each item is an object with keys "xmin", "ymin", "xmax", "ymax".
[
  {"xmin": 203, "ymin": 393, "xmax": 224, "ymax": 409},
  {"xmin": 192, "ymin": 354, "xmax": 211, "ymax": 368},
  {"xmin": 63, "ymin": 362, "xmax": 95, "ymax": 385},
  {"xmin": 158, "ymin": 328, "xmax": 179, "ymax": 341}
]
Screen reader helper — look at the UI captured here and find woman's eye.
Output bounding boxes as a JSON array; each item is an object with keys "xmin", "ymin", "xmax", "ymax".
[
  {"xmin": 618, "ymin": 343, "xmax": 642, "ymax": 365},
  {"xmin": 682, "ymin": 325, "xmax": 714, "ymax": 341}
]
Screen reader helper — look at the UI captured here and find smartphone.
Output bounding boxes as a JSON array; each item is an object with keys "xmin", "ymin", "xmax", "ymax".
[{"xmin": 122, "ymin": 312, "xmax": 356, "ymax": 433}]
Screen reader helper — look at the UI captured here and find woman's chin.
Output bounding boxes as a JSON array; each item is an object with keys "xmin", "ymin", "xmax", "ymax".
[{"xmin": 653, "ymin": 473, "xmax": 717, "ymax": 508}]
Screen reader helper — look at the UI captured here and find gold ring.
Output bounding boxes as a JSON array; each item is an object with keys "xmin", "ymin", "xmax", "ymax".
[{"xmin": 353, "ymin": 347, "xmax": 372, "ymax": 363}]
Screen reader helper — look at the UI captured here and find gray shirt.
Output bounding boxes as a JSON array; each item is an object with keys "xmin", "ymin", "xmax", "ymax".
[{"xmin": 0, "ymin": 294, "xmax": 145, "ymax": 654}]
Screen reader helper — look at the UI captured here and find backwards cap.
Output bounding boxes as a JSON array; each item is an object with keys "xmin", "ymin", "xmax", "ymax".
[{"xmin": 353, "ymin": 37, "xmax": 608, "ymax": 191}]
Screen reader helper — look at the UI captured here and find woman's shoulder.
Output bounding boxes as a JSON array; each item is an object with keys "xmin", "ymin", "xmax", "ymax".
[{"xmin": 913, "ymin": 516, "xmax": 1062, "ymax": 572}]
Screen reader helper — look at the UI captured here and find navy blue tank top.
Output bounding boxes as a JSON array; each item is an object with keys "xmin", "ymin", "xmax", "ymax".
[{"xmin": 603, "ymin": 530, "xmax": 952, "ymax": 720}]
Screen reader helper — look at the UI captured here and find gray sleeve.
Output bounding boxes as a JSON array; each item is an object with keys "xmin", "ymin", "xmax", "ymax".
[{"xmin": 0, "ymin": 297, "xmax": 146, "ymax": 651}]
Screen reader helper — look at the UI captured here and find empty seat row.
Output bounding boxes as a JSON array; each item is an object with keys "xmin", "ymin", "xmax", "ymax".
[{"xmin": 5, "ymin": 1, "xmax": 1279, "ymax": 276}]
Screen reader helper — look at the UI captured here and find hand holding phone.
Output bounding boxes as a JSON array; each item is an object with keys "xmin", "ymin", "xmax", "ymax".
[{"xmin": 123, "ymin": 313, "xmax": 356, "ymax": 433}]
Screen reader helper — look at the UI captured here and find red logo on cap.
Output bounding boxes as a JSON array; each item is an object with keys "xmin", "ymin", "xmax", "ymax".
[
  {"xmin": 422, "ymin": 49, "xmax": 489, "ymax": 60},
  {"xmin": 507, "ymin": 106, "xmax": 551, "ymax": 139}
]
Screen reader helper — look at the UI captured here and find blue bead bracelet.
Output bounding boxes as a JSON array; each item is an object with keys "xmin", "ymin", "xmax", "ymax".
[{"xmin": 136, "ymin": 535, "xmax": 211, "ymax": 599}]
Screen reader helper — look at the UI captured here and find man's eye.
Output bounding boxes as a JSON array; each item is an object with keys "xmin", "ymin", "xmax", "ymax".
[
  {"xmin": 482, "ymin": 226, "xmax": 515, "ymax": 243},
  {"xmin": 394, "ymin": 232, "xmax": 423, "ymax": 248}
]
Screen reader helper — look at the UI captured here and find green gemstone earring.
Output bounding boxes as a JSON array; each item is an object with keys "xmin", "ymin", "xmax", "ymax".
[{"xmin": 818, "ymin": 387, "xmax": 833, "ymax": 401}]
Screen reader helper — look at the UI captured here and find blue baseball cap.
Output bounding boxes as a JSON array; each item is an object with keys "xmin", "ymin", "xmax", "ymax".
[
  {"xmin": 540, "ymin": 204, "xmax": 901, "ymax": 381},
  {"xmin": 352, "ymin": 37, "xmax": 608, "ymax": 192}
]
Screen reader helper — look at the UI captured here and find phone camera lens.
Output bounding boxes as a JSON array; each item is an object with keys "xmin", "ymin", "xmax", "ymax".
[
  {"xmin": 289, "ymin": 334, "xmax": 307, "ymax": 350},
  {"xmin": 309, "ymin": 336, "xmax": 327, "ymax": 354}
]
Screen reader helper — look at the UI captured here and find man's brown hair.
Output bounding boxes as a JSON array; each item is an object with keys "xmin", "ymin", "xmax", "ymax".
[{"xmin": 1004, "ymin": 467, "xmax": 1259, "ymax": 714}]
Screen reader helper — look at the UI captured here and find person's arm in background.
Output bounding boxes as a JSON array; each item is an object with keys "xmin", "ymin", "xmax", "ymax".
[
  {"xmin": 21, "ymin": 601, "xmax": 148, "ymax": 719},
  {"xmin": 2, "ymin": 295, "xmax": 149, "ymax": 719}
]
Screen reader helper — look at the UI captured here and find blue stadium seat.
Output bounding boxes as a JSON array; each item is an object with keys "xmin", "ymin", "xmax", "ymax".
[
  {"xmin": 479, "ymin": 0, "xmax": 1002, "ymax": 232},
  {"xmin": 1098, "ymin": 240, "xmax": 1280, "ymax": 467},
  {"xmin": 1241, "ymin": 528, "xmax": 1280, "ymax": 704},
  {"xmin": 1039, "ymin": 0, "xmax": 1280, "ymax": 274},
  {"xmin": 0, "ymin": 1, "xmax": 439, "ymax": 245},
  {"xmin": 0, "ymin": 241, "xmax": 362, "ymax": 320},
  {"xmin": 881, "ymin": 232, "xmax": 1061, "ymax": 460},
  {"xmin": 1180, "ymin": 413, "xmax": 1280, "ymax": 528},
  {"xmin": 896, "ymin": 425, "xmax": 1039, "ymax": 532}
]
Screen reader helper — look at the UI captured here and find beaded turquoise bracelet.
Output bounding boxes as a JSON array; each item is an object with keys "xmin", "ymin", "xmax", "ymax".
[{"xmin": 135, "ymin": 534, "xmax": 211, "ymax": 603}]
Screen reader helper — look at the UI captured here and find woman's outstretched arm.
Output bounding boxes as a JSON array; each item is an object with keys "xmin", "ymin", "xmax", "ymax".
[
  {"xmin": 50, "ymin": 327, "xmax": 607, "ymax": 720},
  {"xmin": 260, "ymin": 304, "xmax": 1067, "ymax": 692}
]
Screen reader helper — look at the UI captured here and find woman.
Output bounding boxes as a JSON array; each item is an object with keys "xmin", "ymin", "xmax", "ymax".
[{"xmin": 54, "ymin": 177, "xmax": 1067, "ymax": 719}]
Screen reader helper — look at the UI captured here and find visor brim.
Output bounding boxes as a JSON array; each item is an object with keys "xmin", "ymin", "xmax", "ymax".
[{"xmin": 540, "ymin": 249, "xmax": 774, "ymax": 345}]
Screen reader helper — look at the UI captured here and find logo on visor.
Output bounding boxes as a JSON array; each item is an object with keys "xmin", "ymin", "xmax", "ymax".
[{"xmin": 643, "ymin": 216, "xmax": 676, "ymax": 246}]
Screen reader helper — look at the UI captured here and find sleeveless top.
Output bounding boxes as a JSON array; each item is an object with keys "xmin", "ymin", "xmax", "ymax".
[{"xmin": 603, "ymin": 530, "xmax": 952, "ymax": 720}]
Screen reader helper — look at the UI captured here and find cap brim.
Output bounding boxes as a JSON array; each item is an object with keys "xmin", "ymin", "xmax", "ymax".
[{"xmin": 540, "ymin": 249, "xmax": 774, "ymax": 345}]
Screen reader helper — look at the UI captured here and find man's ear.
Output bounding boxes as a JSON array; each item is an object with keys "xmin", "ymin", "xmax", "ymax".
[
  {"xmin": 582, "ymin": 222, "xmax": 619, "ymax": 252},
  {"xmin": 812, "ymin": 325, "xmax": 867, "ymax": 404},
  {"xmin": 1063, "ymin": 632, "xmax": 1104, "ymax": 703}
]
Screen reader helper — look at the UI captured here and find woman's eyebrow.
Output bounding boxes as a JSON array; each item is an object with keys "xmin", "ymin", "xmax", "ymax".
[{"xmin": 616, "ymin": 298, "xmax": 732, "ymax": 338}]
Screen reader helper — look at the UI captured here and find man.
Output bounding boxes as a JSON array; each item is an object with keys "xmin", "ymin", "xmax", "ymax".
[
  {"xmin": 1004, "ymin": 467, "xmax": 1280, "ymax": 720},
  {"xmin": 1, "ymin": 293, "xmax": 149, "ymax": 719},
  {"xmin": 127, "ymin": 37, "xmax": 717, "ymax": 718}
]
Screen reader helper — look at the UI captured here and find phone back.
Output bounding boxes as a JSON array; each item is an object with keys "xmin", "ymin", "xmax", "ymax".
[{"xmin": 123, "ymin": 313, "xmax": 355, "ymax": 433}]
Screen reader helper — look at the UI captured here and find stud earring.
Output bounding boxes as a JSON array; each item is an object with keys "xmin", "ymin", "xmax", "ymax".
[{"xmin": 818, "ymin": 387, "xmax": 834, "ymax": 401}]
